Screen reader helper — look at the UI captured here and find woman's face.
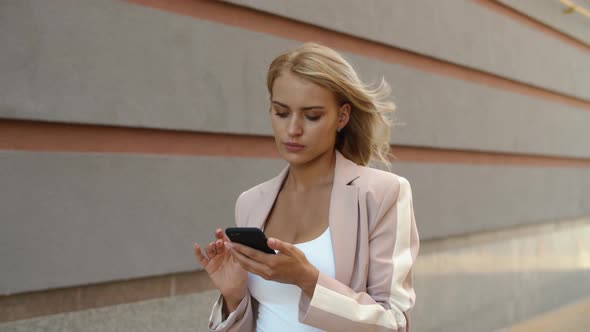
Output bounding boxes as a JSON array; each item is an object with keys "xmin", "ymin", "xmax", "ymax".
[{"xmin": 270, "ymin": 71, "xmax": 350, "ymax": 166}]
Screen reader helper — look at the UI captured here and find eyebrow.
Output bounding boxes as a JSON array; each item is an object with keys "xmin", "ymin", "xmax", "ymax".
[{"xmin": 271, "ymin": 100, "xmax": 325, "ymax": 111}]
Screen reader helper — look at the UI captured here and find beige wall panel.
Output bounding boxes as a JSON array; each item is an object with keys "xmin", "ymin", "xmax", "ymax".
[
  {"xmin": 1, "ymin": 151, "xmax": 589, "ymax": 294},
  {"xmin": 0, "ymin": 290, "xmax": 219, "ymax": 332},
  {"xmin": 1, "ymin": 1, "xmax": 589, "ymax": 158},
  {"xmin": 224, "ymin": 0, "xmax": 590, "ymax": 101},
  {"xmin": 413, "ymin": 219, "xmax": 590, "ymax": 332},
  {"xmin": 498, "ymin": 0, "xmax": 590, "ymax": 45}
]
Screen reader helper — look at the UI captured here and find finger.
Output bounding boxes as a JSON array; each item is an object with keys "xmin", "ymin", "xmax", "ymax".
[
  {"xmin": 231, "ymin": 242, "xmax": 268, "ymax": 263},
  {"xmin": 215, "ymin": 228, "xmax": 231, "ymax": 242},
  {"xmin": 193, "ymin": 243, "xmax": 209, "ymax": 268},
  {"xmin": 214, "ymin": 239, "xmax": 225, "ymax": 254},
  {"xmin": 230, "ymin": 246, "xmax": 271, "ymax": 278},
  {"xmin": 268, "ymin": 238, "xmax": 295, "ymax": 254},
  {"xmin": 205, "ymin": 242, "xmax": 217, "ymax": 259}
]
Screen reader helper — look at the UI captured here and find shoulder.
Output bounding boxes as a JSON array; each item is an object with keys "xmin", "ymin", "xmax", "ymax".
[
  {"xmin": 232, "ymin": 179, "xmax": 275, "ymax": 226},
  {"xmin": 351, "ymin": 165, "xmax": 414, "ymax": 228},
  {"xmin": 235, "ymin": 179, "xmax": 272, "ymax": 207},
  {"xmin": 353, "ymin": 164, "xmax": 411, "ymax": 200}
]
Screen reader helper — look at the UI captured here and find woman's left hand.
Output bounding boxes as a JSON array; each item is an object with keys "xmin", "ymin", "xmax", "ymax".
[{"xmin": 227, "ymin": 238, "xmax": 320, "ymax": 297}]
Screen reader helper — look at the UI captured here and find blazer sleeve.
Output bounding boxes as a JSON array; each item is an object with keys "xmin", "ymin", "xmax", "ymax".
[
  {"xmin": 208, "ymin": 192, "xmax": 255, "ymax": 332},
  {"xmin": 298, "ymin": 176, "xmax": 419, "ymax": 332}
]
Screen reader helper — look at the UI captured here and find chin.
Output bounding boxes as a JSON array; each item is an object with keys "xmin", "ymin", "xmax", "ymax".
[
  {"xmin": 279, "ymin": 149, "xmax": 332, "ymax": 167},
  {"xmin": 279, "ymin": 151, "xmax": 311, "ymax": 165}
]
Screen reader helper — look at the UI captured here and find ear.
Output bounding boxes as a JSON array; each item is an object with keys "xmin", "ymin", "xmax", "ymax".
[{"xmin": 337, "ymin": 103, "xmax": 351, "ymax": 130}]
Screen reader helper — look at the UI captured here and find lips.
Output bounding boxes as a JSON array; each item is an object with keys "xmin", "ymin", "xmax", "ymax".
[
  {"xmin": 284, "ymin": 142, "xmax": 305, "ymax": 152},
  {"xmin": 285, "ymin": 142, "xmax": 304, "ymax": 148}
]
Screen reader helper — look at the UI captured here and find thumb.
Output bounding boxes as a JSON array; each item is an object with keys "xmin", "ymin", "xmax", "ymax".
[{"xmin": 268, "ymin": 237, "xmax": 293, "ymax": 254}]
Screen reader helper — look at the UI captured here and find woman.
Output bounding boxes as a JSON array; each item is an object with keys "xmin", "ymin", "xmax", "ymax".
[{"xmin": 194, "ymin": 43, "xmax": 419, "ymax": 332}]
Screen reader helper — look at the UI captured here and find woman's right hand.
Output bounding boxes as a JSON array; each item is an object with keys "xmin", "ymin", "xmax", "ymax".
[{"xmin": 194, "ymin": 229, "xmax": 248, "ymax": 312}]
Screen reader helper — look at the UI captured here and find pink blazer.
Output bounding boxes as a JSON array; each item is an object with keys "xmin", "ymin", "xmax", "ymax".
[{"xmin": 209, "ymin": 151, "xmax": 419, "ymax": 332}]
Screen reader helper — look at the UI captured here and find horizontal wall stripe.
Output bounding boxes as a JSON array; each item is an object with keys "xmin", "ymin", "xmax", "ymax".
[
  {"xmin": 1, "ymin": 119, "xmax": 589, "ymax": 168},
  {"xmin": 124, "ymin": 0, "xmax": 590, "ymax": 112},
  {"xmin": 474, "ymin": 0, "xmax": 590, "ymax": 52},
  {"xmin": 0, "ymin": 270, "xmax": 213, "ymax": 323},
  {"xmin": 495, "ymin": 0, "xmax": 590, "ymax": 49},
  {"xmin": 0, "ymin": 153, "xmax": 286, "ymax": 295},
  {"xmin": 506, "ymin": 296, "xmax": 590, "ymax": 332},
  {"xmin": 0, "ymin": 120, "xmax": 279, "ymax": 159},
  {"xmin": 415, "ymin": 218, "xmax": 590, "ymax": 332},
  {"xmin": 218, "ymin": 0, "xmax": 590, "ymax": 101},
  {"xmin": 1, "ymin": 216, "xmax": 587, "ymax": 323},
  {"xmin": 0, "ymin": 152, "xmax": 588, "ymax": 295},
  {"xmin": 3, "ymin": 1, "xmax": 590, "ymax": 160},
  {"xmin": 419, "ymin": 216, "xmax": 590, "ymax": 255}
]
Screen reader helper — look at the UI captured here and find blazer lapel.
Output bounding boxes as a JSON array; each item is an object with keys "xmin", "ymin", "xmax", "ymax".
[
  {"xmin": 246, "ymin": 166, "xmax": 289, "ymax": 229},
  {"xmin": 246, "ymin": 151, "xmax": 361, "ymax": 285},
  {"xmin": 329, "ymin": 151, "xmax": 360, "ymax": 285}
]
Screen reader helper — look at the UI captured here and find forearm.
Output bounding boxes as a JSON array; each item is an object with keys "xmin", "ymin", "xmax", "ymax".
[
  {"xmin": 296, "ymin": 265, "xmax": 320, "ymax": 297},
  {"xmin": 299, "ymin": 272, "xmax": 410, "ymax": 332},
  {"xmin": 221, "ymin": 295, "xmax": 244, "ymax": 319}
]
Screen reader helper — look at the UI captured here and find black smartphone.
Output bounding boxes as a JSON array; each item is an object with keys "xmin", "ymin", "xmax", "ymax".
[{"xmin": 225, "ymin": 227, "xmax": 276, "ymax": 254}]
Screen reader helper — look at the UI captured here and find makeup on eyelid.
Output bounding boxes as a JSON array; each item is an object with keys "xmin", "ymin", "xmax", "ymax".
[{"xmin": 273, "ymin": 111, "xmax": 322, "ymax": 120}]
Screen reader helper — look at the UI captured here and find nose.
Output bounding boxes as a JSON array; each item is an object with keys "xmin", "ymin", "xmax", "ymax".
[{"xmin": 287, "ymin": 116, "xmax": 303, "ymax": 137}]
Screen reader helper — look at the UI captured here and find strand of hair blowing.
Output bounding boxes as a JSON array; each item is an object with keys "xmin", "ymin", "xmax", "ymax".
[{"xmin": 267, "ymin": 42, "xmax": 396, "ymax": 167}]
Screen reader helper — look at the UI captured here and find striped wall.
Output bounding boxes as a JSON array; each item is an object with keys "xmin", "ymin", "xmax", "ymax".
[
  {"xmin": 496, "ymin": 0, "xmax": 590, "ymax": 45},
  {"xmin": 1, "ymin": 0, "xmax": 589, "ymax": 330}
]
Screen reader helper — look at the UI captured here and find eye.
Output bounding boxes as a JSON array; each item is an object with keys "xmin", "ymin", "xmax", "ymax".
[
  {"xmin": 274, "ymin": 111, "xmax": 289, "ymax": 118},
  {"xmin": 305, "ymin": 115, "xmax": 321, "ymax": 121}
]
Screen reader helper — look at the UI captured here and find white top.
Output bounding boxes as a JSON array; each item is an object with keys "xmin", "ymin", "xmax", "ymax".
[{"xmin": 248, "ymin": 227, "xmax": 335, "ymax": 332}]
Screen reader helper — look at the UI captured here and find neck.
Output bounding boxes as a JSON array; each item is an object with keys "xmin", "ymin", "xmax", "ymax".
[{"xmin": 285, "ymin": 150, "xmax": 336, "ymax": 192}]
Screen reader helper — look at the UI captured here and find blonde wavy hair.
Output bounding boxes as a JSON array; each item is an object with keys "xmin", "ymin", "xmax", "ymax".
[{"xmin": 266, "ymin": 42, "xmax": 396, "ymax": 167}]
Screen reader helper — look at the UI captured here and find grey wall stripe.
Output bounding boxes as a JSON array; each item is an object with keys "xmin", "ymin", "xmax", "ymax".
[
  {"xmin": 1, "ymin": 151, "xmax": 588, "ymax": 294},
  {"xmin": 497, "ymin": 0, "xmax": 590, "ymax": 45},
  {"xmin": 223, "ymin": 0, "xmax": 590, "ymax": 101},
  {"xmin": 1, "ymin": 0, "xmax": 589, "ymax": 159}
]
